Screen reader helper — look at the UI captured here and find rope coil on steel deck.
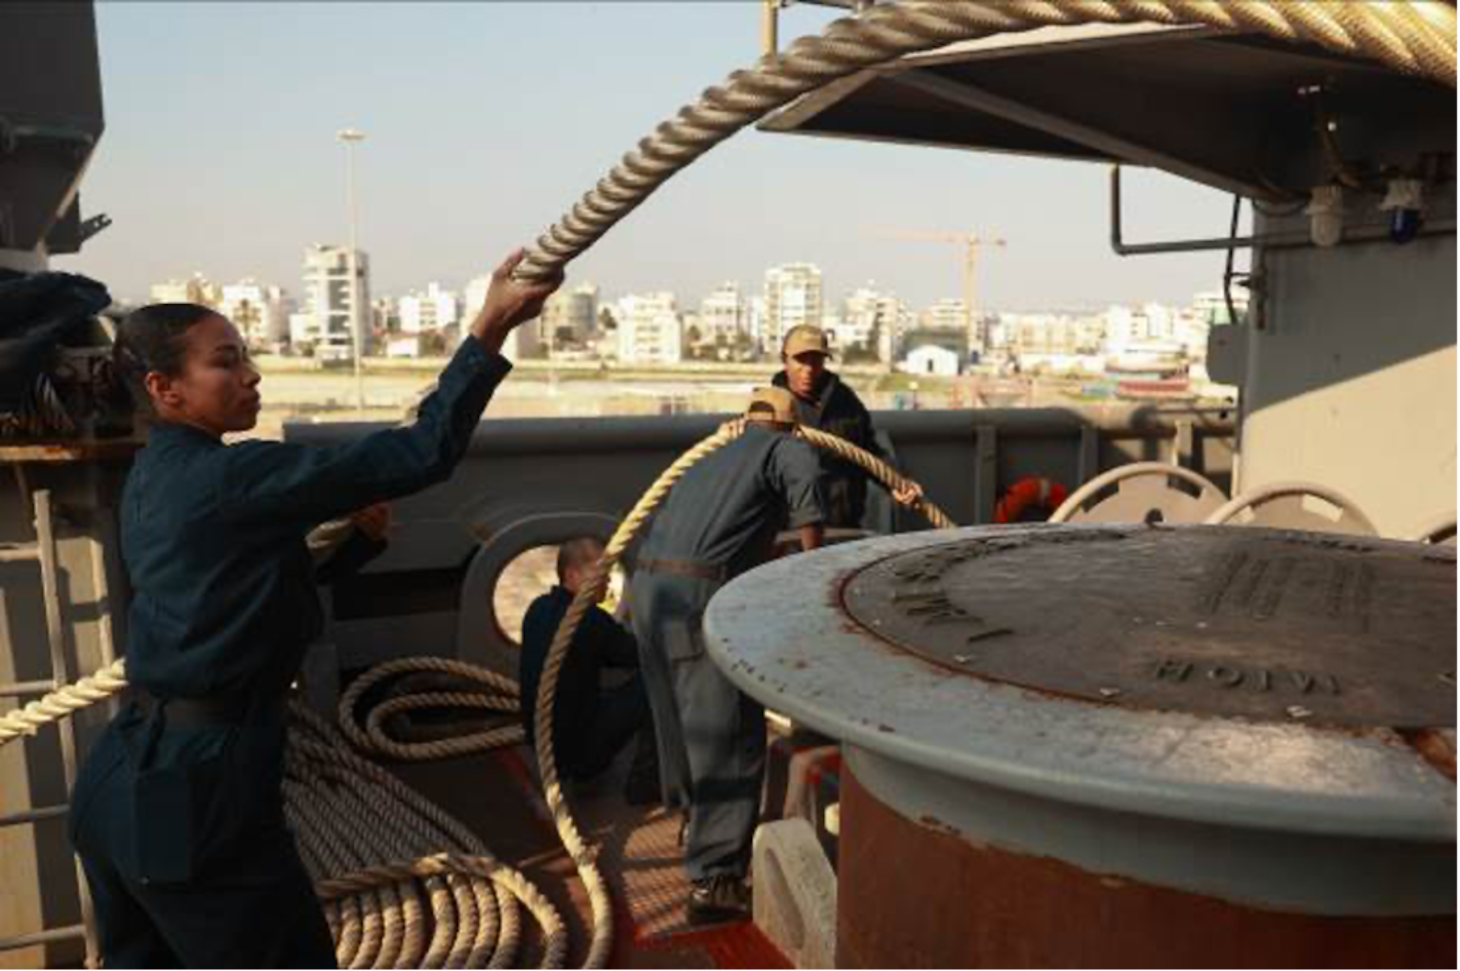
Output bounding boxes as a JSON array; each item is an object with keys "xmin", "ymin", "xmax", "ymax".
[{"xmin": 1, "ymin": 1, "xmax": 1451, "ymax": 965}]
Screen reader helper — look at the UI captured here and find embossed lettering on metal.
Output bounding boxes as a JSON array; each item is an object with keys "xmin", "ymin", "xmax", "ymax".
[{"xmin": 839, "ymin": 526, "xmax": 1456, "ymax": 728}]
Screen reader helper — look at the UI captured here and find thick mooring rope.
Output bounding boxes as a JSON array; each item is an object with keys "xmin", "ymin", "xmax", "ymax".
[
  {"xmin": 532, "ymin": 420, "xmax": 955, "ymax": 968},
  {"xmin": 0, "ymin": 425, "xmax": 950, "ymax": 968},
  {"xmin": 287, "ymin": 704, "xmax": 569, "ymax": 968},
  {"xmin": 337, "ymin": 656, "xmax": 524, "ymax": 761},
  {"xmin": 514, "ymin": 0, "xmax": 1457, "ymax": 282},
  {"xmin": 7, "ymin": 1, "xmax": 1446, "ymax": 963},
  {"xmin": 0, "ymin": 658, "xmax": 127, "ymax": 740}
]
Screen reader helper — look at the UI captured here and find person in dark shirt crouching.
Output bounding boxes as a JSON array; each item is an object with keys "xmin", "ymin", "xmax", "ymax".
[{"xmin": 518, "ymin": 537, "xmax": 658, "ymax": 803}]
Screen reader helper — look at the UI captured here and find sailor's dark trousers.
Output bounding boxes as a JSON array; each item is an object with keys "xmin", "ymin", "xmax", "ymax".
[
  {"xmin": 631, "ymin": 572, "xmax": 766, "ymax": 882},
  {"xmin": 68, "ymin": 705, "xmax": 336, "ymax": 968}
]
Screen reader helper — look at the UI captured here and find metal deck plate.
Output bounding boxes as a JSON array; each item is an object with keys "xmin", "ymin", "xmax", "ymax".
[{"xmin": 841, "ymin": 525, "xmax": 1456, "ymax": 729}]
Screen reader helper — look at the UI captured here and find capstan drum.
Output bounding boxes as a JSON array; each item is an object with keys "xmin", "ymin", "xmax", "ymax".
[{"xmin": 705, "ymin": 524, "xmax": 1456, "ymax": 968}]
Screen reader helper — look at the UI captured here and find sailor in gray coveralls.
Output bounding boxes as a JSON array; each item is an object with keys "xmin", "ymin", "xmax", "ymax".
[{"xmin": 628, "ymin": 386, "xmax": 825, "ymax": 925}]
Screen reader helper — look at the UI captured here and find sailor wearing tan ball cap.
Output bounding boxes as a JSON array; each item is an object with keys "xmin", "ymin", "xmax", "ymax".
[
  {"xmin": 628, "ymin": 386, "xmax": 826, "ymax": 925},
  {"xmin": 772, "ymin": 324, "xmax": 921, "ymax": 526}
]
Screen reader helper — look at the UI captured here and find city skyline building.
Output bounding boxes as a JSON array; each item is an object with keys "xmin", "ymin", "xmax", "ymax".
[
  {"xmin": 140, "ymin": 255, "xmax": 1243, "ymax": 381},
  {"xmin": 218, "ymin": 278, "xmax": 290, "ymax": 350},
  {"xmin": 399, "ymin": 281, "xmax": 460, "ymax": 335},
  {"xmin": 541, "ymin": 283, "xmax": 600, "ymax": 346},
  {"xmin": 296, "ymin": 244, "xmax": 371, "ymax": 359},
  {"xmin": 762, "ymin": 262, "xmax": 822, "ymax": 354},
  {"xmin": 149, "ymin": 273, "xmax": 220, "ymax": 308},
  {"xmin": 616, "ymin": 292, "xmax": 683, "ymax": 366},
  {"xmin": 837, "ymin": 285, "xmax": 908, "ymax": 363},
  {"xmin": 920, "ymin": 297, "xmax": 971, "ymax": 333},
  {"xmin": 699, "ymin": 282, "xmax": 746, "ymax": 344}
]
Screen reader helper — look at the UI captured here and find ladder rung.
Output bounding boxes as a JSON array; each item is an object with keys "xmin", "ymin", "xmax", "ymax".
[
  {"xmin": 0, "ymin": 679, "xmax": 57, "ymax": 698},
  {"xmin": 0, "ymin": 545, "xmax": 40, "ymax": 563},
  {"xmin": 0, "ymin": 804, "xmax": 68, "ymax": 827},
  {"xmin": 0, "ymin": 924, "xmax": 85, "ymax": 951}
]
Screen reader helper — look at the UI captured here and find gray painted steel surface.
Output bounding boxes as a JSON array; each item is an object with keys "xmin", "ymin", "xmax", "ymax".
[{"xmin": 703, "ymin": 525, "xmax": 1456, "ymax": 913}]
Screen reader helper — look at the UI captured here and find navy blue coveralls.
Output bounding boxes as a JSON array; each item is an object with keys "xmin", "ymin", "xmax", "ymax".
[
  {"xmin": 771, "ymin": 369, "xmax": 885, "ymax": 529},
  {"xmin": 518, "ymin": 587, "xmax": 652, "ymax": 781},
  {"xmin": 67, "ymin": 339, "xmax": 512, "ymax": 968},
  {"xmin": 628, "ymin": 424, "xmax": 824, "ymax": 882}
]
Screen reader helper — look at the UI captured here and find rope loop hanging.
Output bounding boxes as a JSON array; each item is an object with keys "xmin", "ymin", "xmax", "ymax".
[{"xmin": 514, "ymin": 0, "xmax": 1457, "ymax": 283}]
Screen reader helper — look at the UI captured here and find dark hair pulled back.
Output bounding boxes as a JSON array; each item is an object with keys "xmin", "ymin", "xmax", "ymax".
[{"xmin": 112, "ymin": 303, "xmax": 216, "ymax": 405}]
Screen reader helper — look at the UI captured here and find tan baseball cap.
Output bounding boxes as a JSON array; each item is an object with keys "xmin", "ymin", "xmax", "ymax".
[
  {"xmin": 782, "ymin": 324, "xmax": 832, "ymax": 359},
  {"xmin": 745, "ymin": 386, "xmax": 797, "ymax": 424}
]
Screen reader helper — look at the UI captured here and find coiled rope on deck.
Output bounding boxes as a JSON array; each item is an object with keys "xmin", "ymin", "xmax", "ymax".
[
  {"xmin": 286, "ymin": 704, "xmax": 567, "ymax": 969},
  {"xmin": 513, "ymin": 0, "xmax": 1457, "ymax": 283},
  {"xmin": 337, "ymin": 656, "xmax": 524, "ymax": 762}
]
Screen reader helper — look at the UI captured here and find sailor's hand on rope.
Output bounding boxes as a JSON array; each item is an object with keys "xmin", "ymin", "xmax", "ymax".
[
  {"xmin": 471, "ymin": 248, "xmax": 564, "ymax": 355},
  {"xmin": 892, "ymin": 480, "xmax": 924, "ymax": 508}
]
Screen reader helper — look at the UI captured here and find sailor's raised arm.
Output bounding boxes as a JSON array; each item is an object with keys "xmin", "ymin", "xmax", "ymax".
[{"xmin": 222, "ymin": 249, "xmax": 562, "ymax": 527}]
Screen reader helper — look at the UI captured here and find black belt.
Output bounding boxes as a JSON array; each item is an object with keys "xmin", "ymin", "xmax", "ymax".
[
  {"xmin": 135, "ymin": 691, "xmax": 248, "ymax": 729},
  {"xmin": 637, "ymin": 557, "xmax": 727, "ymax": 582}
]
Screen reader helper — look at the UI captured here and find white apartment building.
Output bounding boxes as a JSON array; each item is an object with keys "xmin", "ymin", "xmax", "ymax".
[
  {"xmin": 1191, "ymin": 290, "xmax": 1249, "ymax": 326},
  {"xmin": 748, "ymin": 296, "xmax": 768, "ymax": 349},
  {"xmin": 762, "ymin": 263, "xmax": 823, "ymax": 354},
  {"xmin": 399, "ymin": 282, "xmax": 460, "ymax": 335},
  {"xmin": 1103, "ymin": 302, "xmax": 1180, "ymax": 347},
  {"xmin": 839, "ymin": 286, "xmax": 908, "ymax": 362},
  {"xmin": 300, "ymin": 244, "xmax": 371, "ymax": 357},
  {"xmin": 616, "ymin": 292, "xmax": 683, "ymax": 366},
  {"xmin": 699, "ymin": 282, "xmax": 746, "ymax": 344},
  {"xmin": 541, "ymin": 283, "xmax": 599, "ymax": 345},
  {"xmin": 149, "ymin": 274, "xmax": 220, "ymax": 308},
  {"xmin": 920, "ymin": 298, "xmax": 970, "ymax": 332},
  {"xmin": 218, "ymin": 279, "xmax": 289, "ymax": 349},
  {"xmin": 1019, "ymin": 313, "xmax": 1108, "ymax": 358}
]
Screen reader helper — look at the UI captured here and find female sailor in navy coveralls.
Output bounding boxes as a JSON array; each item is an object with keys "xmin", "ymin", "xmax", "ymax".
[{"xmin": 68, "ymin": 250, "xmax": 559, "ymax": 968}]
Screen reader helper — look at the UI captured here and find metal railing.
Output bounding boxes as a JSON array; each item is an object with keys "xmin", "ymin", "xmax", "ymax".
[{"xmin": 288, "ymin": 404, "xmax": 1235, "ymax": 682}]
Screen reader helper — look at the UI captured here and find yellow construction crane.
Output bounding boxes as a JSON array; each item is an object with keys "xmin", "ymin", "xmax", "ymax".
[{"xmin": 883, "ymin": 230, "xmax": 1006, "ymax": 357}]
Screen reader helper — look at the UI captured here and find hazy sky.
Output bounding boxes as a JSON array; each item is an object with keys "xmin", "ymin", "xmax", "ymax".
[{"xmin": 58, "ymin": 2, "xmax": 1244, "ymax": 312}]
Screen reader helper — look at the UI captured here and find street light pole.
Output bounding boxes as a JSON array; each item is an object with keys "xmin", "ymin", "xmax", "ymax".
[{"xmin": 338, "ymin": 127, "xmax": 366, "ymax": 415}]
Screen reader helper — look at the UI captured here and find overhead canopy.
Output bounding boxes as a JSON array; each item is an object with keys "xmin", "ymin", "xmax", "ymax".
[
  {"xmin": 0, "ymin": 2, "xmax": 105, "ymax": 257},
  {"xmin": 759, "ymin": 23, "xmax": 1456, "ymax": 201}
]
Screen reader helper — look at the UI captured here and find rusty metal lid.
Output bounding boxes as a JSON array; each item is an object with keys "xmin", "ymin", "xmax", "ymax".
[
  {"xmin": 840, "ymin": 525, "xmax": 1455, "ymax": 729},
  {"xmin": 702, "ymin": 525, "xmax": 1457, "ymax": 841}
]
